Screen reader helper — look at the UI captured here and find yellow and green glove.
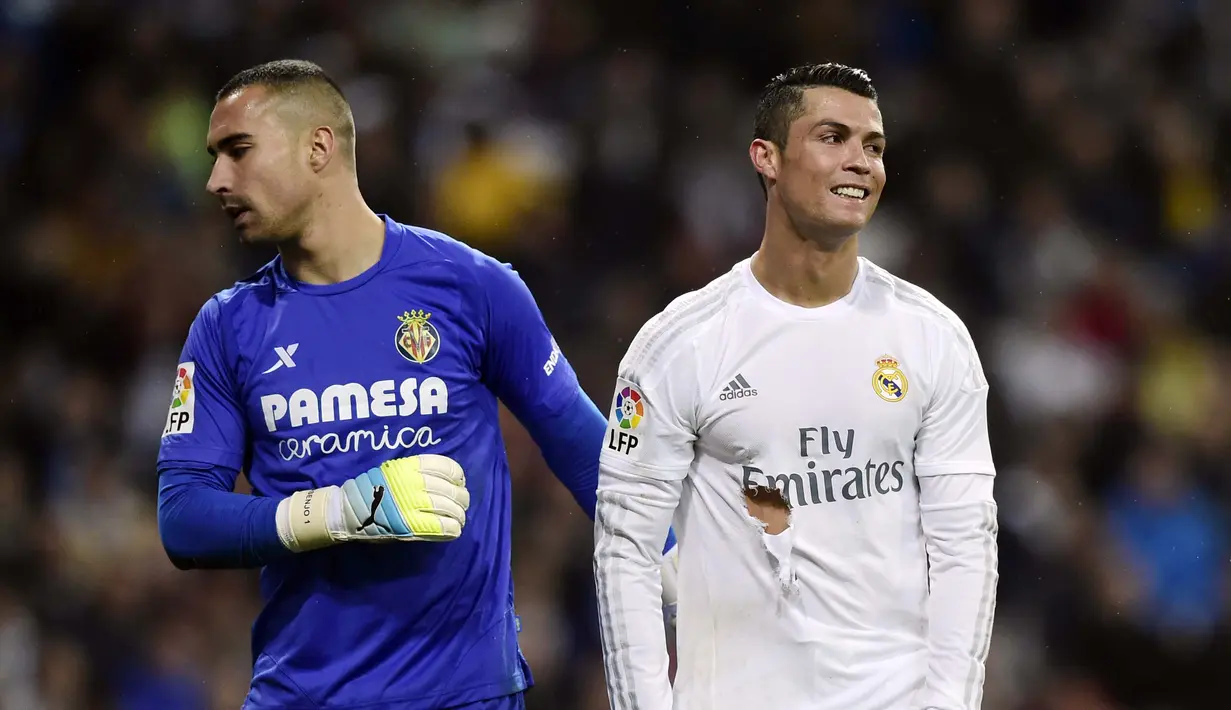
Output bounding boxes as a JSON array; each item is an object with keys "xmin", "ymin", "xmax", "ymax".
[{"xmin": 276, "ymin": 454, "xmax": 470, "ymax": 552}]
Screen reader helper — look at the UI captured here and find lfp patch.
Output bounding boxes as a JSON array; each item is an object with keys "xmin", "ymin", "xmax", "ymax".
[
  {"xmin": 614, "ymin": 386, "xmax": 645, "ymax": 429},
  {"xmin": 163, "ymin": 362, "xmax": 196, "ymax": 436}
]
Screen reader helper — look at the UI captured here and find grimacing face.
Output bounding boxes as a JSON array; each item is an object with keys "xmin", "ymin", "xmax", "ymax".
[
  {"xmin": 763, "ymin": 86, "xmax": 887, "ymax": 240},
  {"xmin": 205, "ymin": 85, "xmax": 316, "ymax": 243}
]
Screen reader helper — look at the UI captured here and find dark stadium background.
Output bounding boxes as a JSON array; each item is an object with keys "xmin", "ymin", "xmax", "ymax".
[{"xmin": 1, "ymin": 1, "xmax": 1228, "ymax": 708}]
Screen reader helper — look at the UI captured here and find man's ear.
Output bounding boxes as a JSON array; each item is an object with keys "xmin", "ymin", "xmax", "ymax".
[
  {"xmin": 308, "ymin": 126, "xmax": 336, "ymax": 172},
  {"xmin": 750, "ymin": 138, "xmax": 780, "ymax": 186}
]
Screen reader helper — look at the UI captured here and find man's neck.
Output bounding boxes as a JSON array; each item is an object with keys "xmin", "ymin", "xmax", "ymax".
[
  {"xmin": 280, "ymin": 188, "xmax": 385, "ymax": 286},
  {"xmin": 750, "ymin": 211, "xmax": 861, "ymax": 309}
]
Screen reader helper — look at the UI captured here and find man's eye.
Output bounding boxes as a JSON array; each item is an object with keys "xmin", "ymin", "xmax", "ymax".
[
  {"xmin": 820, "ymin": 134, "xmax": 840, "ymax": 144},
  {"xmin": 867, "ymin": 144, "xmax": 885, "ymax": 156},
  {"xmin": 231, "ymin": 146, "xmax": 251, "ymax": 159}
]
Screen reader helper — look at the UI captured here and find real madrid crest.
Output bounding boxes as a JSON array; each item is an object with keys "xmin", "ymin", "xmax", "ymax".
[
  {"xmin": 872, "ymin": 355, "xmax": 908, "ymax": 402},
  {"xmin": 396, "ymin": 310, "xmax": 441, "ymax": 364}
]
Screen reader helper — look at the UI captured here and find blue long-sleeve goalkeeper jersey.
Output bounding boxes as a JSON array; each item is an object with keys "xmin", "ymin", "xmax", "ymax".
[{"xmin": 157, "ymin": 217, "xmax": 587, "ymax": 709}]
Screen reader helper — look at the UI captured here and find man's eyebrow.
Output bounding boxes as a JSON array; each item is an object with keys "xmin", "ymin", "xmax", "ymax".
[
  {"xmin": 206, "ymin": 132, "xmax": 253, "ymax": 157},
  {"xmin": 810, "ymin": 120, "xmax": 886, "ymax": 143}
]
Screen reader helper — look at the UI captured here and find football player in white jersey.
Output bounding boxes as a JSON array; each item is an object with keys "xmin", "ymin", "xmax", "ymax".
[{"xmin": 594, "ymin": 63, "xmax": 999, "ymax": 710}]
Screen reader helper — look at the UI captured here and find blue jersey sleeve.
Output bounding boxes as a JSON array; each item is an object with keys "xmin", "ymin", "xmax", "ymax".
[
  {"xmin": 475, "ymin": 259, "xmax": 581, "ymax": 416},
  {"xmin": 157, "ymin": 297, "xmax": 247, "ymax": 470},
  {"xmin": 158, "ymin": 463, "xmax": 287, "ymax": 569},
  {"xmin": 473, "ymin": 258, "xmax": 601, "ymax": 514},
  {"xmin": 155, "ymin": 296, "xmax": 289, "ymax": 569}
]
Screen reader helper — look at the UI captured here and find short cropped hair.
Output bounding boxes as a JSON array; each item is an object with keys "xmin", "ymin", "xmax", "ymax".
[
  {"xmin": 753, "ymin": 63, "xmax": 878, "ymax": 150},
  {"xmin": 216, "ymin": 59, "xmax": 356, "ymax": 165}
]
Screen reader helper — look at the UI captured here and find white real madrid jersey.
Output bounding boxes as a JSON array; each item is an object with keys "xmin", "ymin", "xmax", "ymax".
[{"xmin": 596, "ymin": 256, "xmax": 996, "ymax": 710}]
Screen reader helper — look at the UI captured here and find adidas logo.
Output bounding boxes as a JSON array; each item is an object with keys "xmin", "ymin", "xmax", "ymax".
[{"xmin": 719, "ymin": 374, "xmax": 758, "ymax": 401}]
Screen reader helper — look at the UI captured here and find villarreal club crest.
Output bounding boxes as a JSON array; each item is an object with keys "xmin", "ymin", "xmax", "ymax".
[{"xmin": 396, "ymin": 310, "xmax": 441, "ymax": 364}]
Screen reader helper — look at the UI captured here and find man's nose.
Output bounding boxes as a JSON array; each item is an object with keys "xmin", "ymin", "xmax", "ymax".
[
  {"xmin": 844, "ymin": 146, "xmax": 871, "ymax": 175},
  {"xmin": 206, "ymin": 161, "xmax": 231, "ymax": 196}
]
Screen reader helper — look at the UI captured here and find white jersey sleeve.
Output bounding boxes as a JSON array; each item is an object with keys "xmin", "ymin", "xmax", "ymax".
[
  {"xmin": 912, "ymin": 324, "xmax": 999, "ymax": 710},
  {"xmin": 599, "ymin": 334, "xmax": 699, "ymax": 481},
  {"xmin": 595, "ymin": 311, "xmax": 701, "ymax": 710},
  {"xmin": 913, "ymin": 321, "xmax": 995, "ymax": 478}
]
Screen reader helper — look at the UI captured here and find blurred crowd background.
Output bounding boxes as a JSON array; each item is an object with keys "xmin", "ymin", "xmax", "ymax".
[{"xmin": 0, "ymin": 0, "xmax": 1229, "ymax": 708}]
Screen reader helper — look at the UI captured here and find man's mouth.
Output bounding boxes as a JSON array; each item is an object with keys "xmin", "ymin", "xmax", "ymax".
[
  {"xmin": 830, "ymin": 185, "xmax": 869, "ymax": 201},
  {"xmin": 223, "ymin": 205, "xmax": 250, "ymax": 223}
]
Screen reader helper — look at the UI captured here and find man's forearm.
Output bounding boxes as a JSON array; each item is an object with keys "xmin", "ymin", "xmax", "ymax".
[
  {"xmin": 914, "ymin": 491, "xmax": 999, "ymax": 710},
  {"xmin": 157, "ymin": 464, "xmax": 291, "ymax": 569},
  {"xmin": 594, "ymin": 467, "xmax": 681, "ymax": 710},
  {"xmin": 528, "ymin": 388, "xmax": 680, "ymax": 553},
  {"xmin": 524, "ymin": 385, "xmax": 603, "ymax": 517}
]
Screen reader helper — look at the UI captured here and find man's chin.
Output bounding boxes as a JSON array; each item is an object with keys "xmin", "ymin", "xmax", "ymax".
[
  {"xmin": 791, "ymin": 213, "xmax": 869, "ymax": 250},
  {"xmin": 810, "ymin": 210, "xmax": 870, "ymax": 235},
  {"xmin": 236, "ymin": 225, "xmax": 276, "ymax": 244},
  {"xmin": 823, "ymin": 207, "xmax": 877, "ymax": 236}
]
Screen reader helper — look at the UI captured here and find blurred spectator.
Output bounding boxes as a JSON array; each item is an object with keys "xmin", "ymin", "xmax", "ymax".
[
  {"xmin": 431, "ymin": 122, "xmax": 551, "ymax": 252},
  {"xmin": 1101, "ymin": 437, "xmax": 1228, "ymax": 636}
]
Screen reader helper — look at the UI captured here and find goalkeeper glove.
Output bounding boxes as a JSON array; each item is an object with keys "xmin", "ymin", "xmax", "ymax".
[{"xmin": 275, "ymin": 454, "xmax": 470, "ymax": 552}]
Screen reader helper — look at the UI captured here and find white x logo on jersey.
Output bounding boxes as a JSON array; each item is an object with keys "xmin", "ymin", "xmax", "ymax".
[{"xmin": 262, "ymin": 344, "xmax": 300, "ymax": 374}]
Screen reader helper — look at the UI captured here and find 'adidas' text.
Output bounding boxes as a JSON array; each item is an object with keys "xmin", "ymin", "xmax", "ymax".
[{"xmin": 719, "ymin": 374, "xmax": 757, "ymax": 401}]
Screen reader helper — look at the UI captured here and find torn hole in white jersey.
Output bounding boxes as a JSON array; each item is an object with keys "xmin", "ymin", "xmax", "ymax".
[
  {"xmin": 743, "ymin": 479, "xmax": 799, "ymax": 595},
  {"xmin": 744, "ymin": 483, "xmax": 790, "ymax": 534}
]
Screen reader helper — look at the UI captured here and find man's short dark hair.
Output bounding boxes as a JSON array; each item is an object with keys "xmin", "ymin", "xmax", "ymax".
[
  {"xmin": 216, "ymin": 59, "xmax": 357, "ymax": 165},
  {"xmin": 753, "ymin": 63, "xmax": 878, "ymax": 150},
  {"xmin": 216, "ymin": 59, "xmax": 347, "ymax": 104}
]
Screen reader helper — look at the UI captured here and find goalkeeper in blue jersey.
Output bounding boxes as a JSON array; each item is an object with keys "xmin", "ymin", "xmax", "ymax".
[{"xmin": 156, "ymin": 59, "xmax": 677, "ymax": 710}]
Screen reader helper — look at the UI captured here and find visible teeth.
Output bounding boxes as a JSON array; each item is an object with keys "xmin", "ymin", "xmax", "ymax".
[{"xmin": 833, "ymin": 186, "xmax": 867, "ymax": 199}]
